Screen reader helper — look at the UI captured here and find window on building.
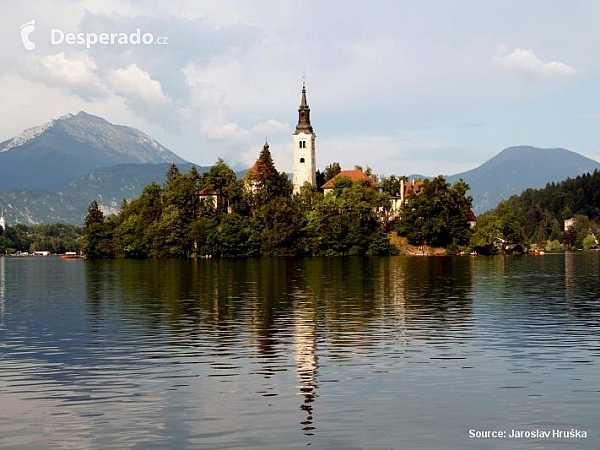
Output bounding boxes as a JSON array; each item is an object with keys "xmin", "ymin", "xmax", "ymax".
[
  {"xmin": 299, "ymin": 140, "xmax": 306, "ymax": 149},
  {"xmin": 300, "ymin": 158, "xmax": 305, "ymax": 163}
]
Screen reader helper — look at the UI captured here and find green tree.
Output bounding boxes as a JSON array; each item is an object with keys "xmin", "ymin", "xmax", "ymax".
[
  {"xmin": 583, "ymin": 234, "xmax": 597, "ymax": 250},
  {"xmin": 202, "ymin": 159, "xmax": 240, "ymax": 213},
  {"xmin": 397, "ymin": 176, "xmax": 473, "ymax": 248},
  {"xmin": 82, "ymin": 200, "xmax": 114, "ymax": 258},
  {"xmin": 470, "ymin": 213, "xmax": 503, "ymax": 254},
  {"xmin": 323, "ymin": 162, "xmax": 342, "ymax": 182},
  {"xmin": 303, "ymin": 181, "xmax": 395, "ymax": 256},
  {"xmin": 148, "ymin": 204, "xmax": 190, "ymax": 258},
  {"xmin": 252, "ymin": 197, "xmax": 301, "ymax": 256},
  {"xmin": 207, "ymin": 213, "xmax": 257, "ymax": 257},
  {"xmin": 245, "ymin": 143, "xmax": 292, "ymax": 209},
  {"xmin": 380, "ymin": 175, "xmax": 406, "ymax": 196}
]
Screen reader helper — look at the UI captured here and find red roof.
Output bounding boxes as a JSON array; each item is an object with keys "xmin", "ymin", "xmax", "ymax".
[
  {"xmin": 198, "ymin": 188, "xmax": 218, "ymax": 196},
  {"xmin": 245, "ymin": 162, "xmax": 260, "ymax": 180},
  {"xmin": 321, "ymin": 169, "xmax": 379, "ymax": 190},
  {"xmin": 403, "ymin": 180, "xmax": 425, "ymax": 197}
]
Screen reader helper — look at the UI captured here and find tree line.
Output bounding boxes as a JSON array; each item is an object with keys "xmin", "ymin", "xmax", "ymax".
[
  {"xmin": 471, "ymin": 170, "xmax": 600, "ymax": 252},
  {"xmin": 82, "ymin": 145, "xmax": 475, "ymax": 259},
  {"xmin": 0, "ymin": 223, "xmax": 82, "ymax": 254}
]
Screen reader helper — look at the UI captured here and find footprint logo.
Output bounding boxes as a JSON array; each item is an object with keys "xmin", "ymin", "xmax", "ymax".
[{"xmin": 20, "ymin": 20, "xmax": 36, "ymax": 50}]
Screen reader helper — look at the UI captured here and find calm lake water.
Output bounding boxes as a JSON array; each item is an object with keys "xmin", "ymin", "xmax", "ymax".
[{"xmin": 0, "ymin": 254, "xmax": 599, "ymax": 449}]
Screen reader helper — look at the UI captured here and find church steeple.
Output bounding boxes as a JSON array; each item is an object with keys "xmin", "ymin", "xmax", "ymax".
[
  {"xmin": 292, "ymin": 82, "xmax": 317, "ymax": 194},
  {"xmin": 295, "ymin": 82, "xmax": 313, "ymax": 134}
]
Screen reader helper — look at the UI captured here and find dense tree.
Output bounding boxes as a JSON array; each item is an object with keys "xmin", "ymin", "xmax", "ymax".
[
  {"xmin": 82, "ymin": 200, "xmax": 114, "ymax": 258},
  {"xmin": 486, "ymin": 169, "xmax": 600, "ymax": 248},
  {"xmin": 302, "ymin": 181, "xmax": 396, "ymax": 256},
  {"xmin": 245, "ymin": 143, "xmax": 292, "ymax": 209},
  {"xmin": 79, "ymin": 161, "xmax": 404, "ymax": 258},
  {"xmin": 201, "ymin": 158, "xmax": 240, "ymax": 213},
  {"xmin": 396, "ymin": 176, "xmax": 473, "ymax": 248},
  {"xmin": 380, "ymin": 175, "xmax": 406, "ymax": 196},
  {"xmin": 323, "ymin": 162, "xmax": 342, "ymax": 182},
  {"xmin": 251, "ymin": 197, "xmax": 301, "ymax": 256}
]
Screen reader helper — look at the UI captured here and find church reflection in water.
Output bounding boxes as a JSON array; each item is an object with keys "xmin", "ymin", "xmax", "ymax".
[{"xmin": 294, "ymin": 302, "xmax": 318, "ymax": 436}]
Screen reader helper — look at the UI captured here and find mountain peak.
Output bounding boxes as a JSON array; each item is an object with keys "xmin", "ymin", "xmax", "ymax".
[
  {"xmin": 447, "ymin": 145, "xmax": 600, "ymax": 213},
  {"xmin": 1, "ymin": 118, "xmax": 56, "ymax": 153},
  {"xmin": 0, "ymin": 112, "xmax": 188, "ymax": 191}
]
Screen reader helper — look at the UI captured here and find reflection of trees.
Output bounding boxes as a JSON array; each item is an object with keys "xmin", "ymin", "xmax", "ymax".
[
  {"xmin": 0, "ymin": 257, "xmax": 4, "ymax": 327},
  {"xmin": 564, "ymin": 252, "xmax": 600, "ymax": 323},
  {"xmin": 474, "ymin": 253, "xmax": 600, "ymax": 323},
  {"xmin": 399, "ymin": 256, "xmax": 474, "ymax": 326},
  {"xmin": 84, "ymin": 256, "xmax": 475, "ymax": 350},
  {"xmin": 84, "ymin": 256, "xmax": 477, "ymax": 439}
]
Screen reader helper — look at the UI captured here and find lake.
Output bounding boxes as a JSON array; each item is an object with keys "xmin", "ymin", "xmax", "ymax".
[{"xmin": 0, "ymin": 254, "xmax": 598, "ymax": 449}]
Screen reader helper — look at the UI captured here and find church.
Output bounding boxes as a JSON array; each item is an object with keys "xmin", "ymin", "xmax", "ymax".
[{"xmin": 292, "ymin": 83, "xmax": 317, "ymax": 194}]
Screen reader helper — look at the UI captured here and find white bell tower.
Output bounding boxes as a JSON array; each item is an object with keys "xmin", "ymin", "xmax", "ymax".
[{"xmin": 292, "ymin": 83, "xmax": 316, "ymax": 194}]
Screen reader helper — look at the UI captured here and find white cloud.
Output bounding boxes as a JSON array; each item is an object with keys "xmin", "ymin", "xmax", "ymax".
[
  {"xmin": 0, "ymin": 73, "xmax": 150, "ymax": 144},
  {"xmin": 494, "ymin": 46, "xmax": 577, "ymax": 78},
  {"xmin": 250, "ymin": 119, "xmax": 290, "ymax": 136},
  {"xmin": 31, "ymin": 52, "xmax": 100, "ymax": 88},
  {"xmin": 108, "ymin": 64, "xmax": 169, "ymax": 104}
]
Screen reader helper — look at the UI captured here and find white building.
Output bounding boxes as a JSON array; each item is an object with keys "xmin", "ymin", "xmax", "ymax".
[{"xmin": 292, "ymin": 83, "xmax": 317, "ymax": 194}]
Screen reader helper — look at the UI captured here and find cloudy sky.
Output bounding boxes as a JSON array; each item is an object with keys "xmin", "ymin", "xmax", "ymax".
[{"xmin": 2, "ymin": 0, "xmax": 600, "ymax": 176}]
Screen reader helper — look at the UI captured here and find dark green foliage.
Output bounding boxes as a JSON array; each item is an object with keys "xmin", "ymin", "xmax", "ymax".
[
  {"xmin": 82, "ymin": 200, "xmax": 114, "ymax": 259},
  {"xmin": 485, "ymin": 169, "xmax": 600, "ymax": 248},
  {"xmin": 380, "ymin": 175, "xmax": 406, "ymax": 196},
  {"xmin": 207, "ymin": 213, "xmax": 258, "ymax": 257},
  {"xmin": 82, "ymin": 159, "xmax": 400, "ymax": 259},
  {"xmin": 396, "ymin": 176, "xmax": 473, "ymax": 248},
  {"xmin": 201, "ymin": 158, "xmax": 241, "ymax": 213},
  {"xmin": 303, "ymin": 182, "xmax": 396, "ymax": 256},
  {"xmin": 251, "ymin": 197, "xmax": 301, "ymax": 256},
  {"xmin": 0, "ymin": 223, "xmax": 83, "ymax": 255},
  {"xmin": 323, "ymin": 162, "xmax": 342, "ymax": 182}
]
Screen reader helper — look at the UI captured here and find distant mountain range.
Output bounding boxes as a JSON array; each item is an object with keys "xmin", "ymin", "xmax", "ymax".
[
  {"xmin": 1, "ymin": 112, "xmax": 599, "ymax": 224},
  {"xmin": 0, "ymin": 111, "xmax": 186, "ymax": 191},
  {"xmin": 446, "ymin": 146, "xmax": 600, "ymax": 213}
]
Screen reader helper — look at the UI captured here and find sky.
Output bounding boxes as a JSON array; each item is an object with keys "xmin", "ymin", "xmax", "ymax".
[{"xmin": 2, "ymin": 0, "xmax": 600, "ymax": 176}]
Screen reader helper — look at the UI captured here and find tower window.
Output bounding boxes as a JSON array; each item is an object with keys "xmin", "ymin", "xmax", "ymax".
[
  {"xmin": 300, "ymin": 158, "xmax": 305, "ymax": 163},
  {"xmin": 299, "ymin": 140, "xmax": 306, "ymax": 148}
]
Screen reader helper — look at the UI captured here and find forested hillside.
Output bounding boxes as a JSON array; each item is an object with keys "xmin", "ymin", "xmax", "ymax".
[{"xmin": 473, "ymin": 170, "xmax": 600, "ymax": 251}]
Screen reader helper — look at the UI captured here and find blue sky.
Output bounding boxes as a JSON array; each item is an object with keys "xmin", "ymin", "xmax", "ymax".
[{"xmin": 2, "ymin": 0, "xmax": 600, "ymax": 176}]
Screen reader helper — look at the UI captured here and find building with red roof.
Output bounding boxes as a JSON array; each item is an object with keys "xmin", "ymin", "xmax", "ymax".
[{"xmin": 321, "ymin": 169, "xmax": 380, "ymax": 193}]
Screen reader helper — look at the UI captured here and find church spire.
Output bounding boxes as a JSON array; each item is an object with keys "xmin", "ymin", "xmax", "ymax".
[{"xmin": 295, "ymin": 82, "xmax": 313, "ymax": 134}]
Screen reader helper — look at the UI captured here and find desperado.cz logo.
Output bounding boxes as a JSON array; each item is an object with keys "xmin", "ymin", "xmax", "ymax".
[
  {"xmin": 20, "ymin": 20, "xmax": 168, "ymax": 50},
  {"xmin": 20, "ymin": 20, "xmax": 36, "ymax": 50}
]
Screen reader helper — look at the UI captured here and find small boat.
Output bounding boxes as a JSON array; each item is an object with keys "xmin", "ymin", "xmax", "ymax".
[
  {"xmin": 528, "ymin": 249, "xmax": 545, "ymax": 256},
  {"xmin": 60, "ymin": 252, "xmax": 84, "ymax": 260}
]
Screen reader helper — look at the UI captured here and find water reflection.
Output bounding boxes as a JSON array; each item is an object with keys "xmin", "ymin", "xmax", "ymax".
[
  {"xmin": 294, "ymin": 301, "xmax": 318, "ymax": 435},
  {"xmin": 2, "ymin": 254, "xmax": 600, "ymax": 448},
  {"xmin": 0, "ymin": 256, "xmax": 4, "ymax": 327}
]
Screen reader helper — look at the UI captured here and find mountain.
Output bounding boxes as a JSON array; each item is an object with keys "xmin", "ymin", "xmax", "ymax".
[
  {"xmin": 446, "ymin": 146, "xmax": 600, "ymax": 214},
  {"xmin": 0, "ymin": 111, "xmax": 187, "ymax": 191}
]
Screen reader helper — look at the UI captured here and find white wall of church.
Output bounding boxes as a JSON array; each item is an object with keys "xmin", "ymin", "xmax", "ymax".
[{"xmin": 293, "ymin": 132, "xmax": 316, "ymax": 193}]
